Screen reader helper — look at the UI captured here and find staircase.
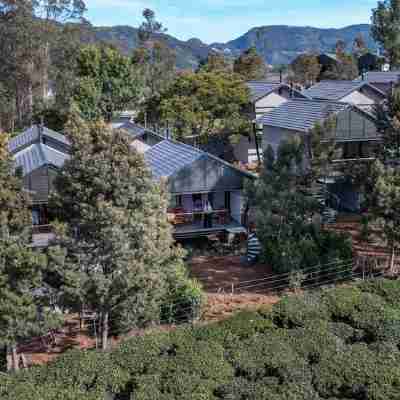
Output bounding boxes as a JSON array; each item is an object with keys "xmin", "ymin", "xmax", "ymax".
[{"xmin": 313, "ymin": 184, "xmax": 339, "ymax": 225}]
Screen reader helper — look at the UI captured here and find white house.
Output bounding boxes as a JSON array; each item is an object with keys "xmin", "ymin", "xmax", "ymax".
[{"xmin": 302, "ymin": 80, "xmax": 386, "ymax": 111}]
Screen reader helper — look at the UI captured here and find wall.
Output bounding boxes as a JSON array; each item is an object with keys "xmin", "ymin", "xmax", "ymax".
[
  {"xmin": 233, "ymin": 135, "xmax": 260, "ymax": 164},
  {"xmin": 230, "ymin": 190, "xmax": 244, "ymax": 223},
  {"xmin": 255, "ymin": 92, "xmax": 288, "ymax": 118},
  {"xmin": 23, "ymin": 166, "xmax": 50, "ymax": 203},
  {"xmin": 168, "ymin": 155, "xmax": 249, "ymax": 194},
  {"xmin": 340, "ymin": 90, "xmax": 376, "ymax": 107},
  {"xmin": 262, "ymin": 126, "xmax": 301, "ymax": 154},
  {"xmin": 335, "ymin": 109, "xmax": 378, "ymax": 142}
]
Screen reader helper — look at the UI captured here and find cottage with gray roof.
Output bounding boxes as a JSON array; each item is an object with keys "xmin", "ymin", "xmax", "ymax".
[
  {"xmin": 259, "ymin": 98, "xmax": 380, "ymax": 211},
  {"xmin": 356, "ymin": 71, "xmax": 400, "ymax": 94},
  {"xmin": 303, "ymin": 80, "xmax": 386, "ymax": 109}
]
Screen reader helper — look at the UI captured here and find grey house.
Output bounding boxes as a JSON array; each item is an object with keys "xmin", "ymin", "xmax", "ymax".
[
  {"xmin": 258, "ymin": 99, "xmax": 380, "ymax": 211},
  {"xmin": 10, "ymin": 123, "xmax": 254, "ymax": 244},
  {"xmin": 119, "ymin": 125, "xmax": 255, "ymax": 239},
  {"xmin": 234, "ymin": 81, "xmax": 308, "ymax": 165},
  {"xmin": 302, "ymin": 80, "xmax": 386, "ymax": 110},
  {"xmin": 356, "ymin": 71, "xmax": 400, "ymax": 95},
  {"xmin": 9, "ymin": 126, "xmax": 71, "ymax": 232}
]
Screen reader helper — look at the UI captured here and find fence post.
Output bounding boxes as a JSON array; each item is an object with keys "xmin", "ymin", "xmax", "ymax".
[{"xmin": 231, "ymin": 283, "xmax": 234, "ymax": 296}]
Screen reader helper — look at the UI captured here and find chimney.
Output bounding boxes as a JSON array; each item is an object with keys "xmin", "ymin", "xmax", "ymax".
[
  {"xmin": 290, "ymin": 82, "xmax": 294, "ymax": 98},
  {"xmin": 279, "ymin": 69, "xmax": 283, "ymax": 83}
]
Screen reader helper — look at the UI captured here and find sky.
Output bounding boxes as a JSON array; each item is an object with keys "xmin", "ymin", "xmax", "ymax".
[{"xmin": 86, "ymin": 0, "xmax": 378, "ymax": 44}]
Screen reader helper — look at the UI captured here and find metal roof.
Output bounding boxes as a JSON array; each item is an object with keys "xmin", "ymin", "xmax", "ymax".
[
  {"xmin": 13, "ymin": 143, "xmax": 70, "ymax": 176},
  {"xmin": 303, "ymin": 80, "xmax": 386, "ymax": 101},
  {"xmin": 258, "ymin": 99, "xmax": 350, "ymax": 132},
  {"xmin": 8, "ymin": 126, "xmax": 70, "ymax": 154},
  {"xmin": 112, "ymin": 121, "xmax": 146, "ymax": 138},
  {"xmin": 246, "ymin": 81, "xmax": 307, "ymax": 102},
  {"xmin": 144, "ymin": 140, "xmax": 204, "ymax": 180},
  {"xmin": 358, "ymin": 71, "xmax": 400, "ymax": 84}
]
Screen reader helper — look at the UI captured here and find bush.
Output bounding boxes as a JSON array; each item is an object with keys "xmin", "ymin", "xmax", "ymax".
[{"xmin": 2, "ymin": 280, "xmax": 400, "ymax": 399}]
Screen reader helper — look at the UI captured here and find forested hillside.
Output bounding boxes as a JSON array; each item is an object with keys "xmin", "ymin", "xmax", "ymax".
[{"xmin": 90, "ymin": 24, "xmax": 376, "ymax": 68}]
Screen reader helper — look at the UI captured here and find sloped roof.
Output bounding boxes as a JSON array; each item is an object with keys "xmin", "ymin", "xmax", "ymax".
[
  {"xmin": 358, "ymin": 71, "xmax": 400, "ymax": 84},
  {"xmin": 258, "ymin": 99, "xmax": 350, "ymax": 132},
  {"xmin": 14, "ymin": 143, "xmax": 70, "ymax": 176},
  {"xmin": 246, "ymin": 81, "xmax": 307, "ymax": 102},
  {"xmin": 144, "ymin": 140, "xmax": 204, "ymax": 179},
  {"xmin": 303, "ymin": 80, "xmax": 386, "ymax": 101},
  {"xmin": 8, "ymin": 126, "xmax": 70, "ymax": 154},
  {"xmin": 112, "ymin": 121, "xmax": 146, "ymax": 138}
]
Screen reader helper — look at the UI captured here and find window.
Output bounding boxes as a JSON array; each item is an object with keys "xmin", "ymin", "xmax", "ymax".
[{"xmin": 170, "ymin": 195, "xmax": 182, "ymax": 209}]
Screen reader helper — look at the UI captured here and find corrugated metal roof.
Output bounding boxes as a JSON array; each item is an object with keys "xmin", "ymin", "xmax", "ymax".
[
  {"xmin": 258, "ymin": 99, "xmax": 350, "ymax": 132},
  {"xmin": 112, "ymin": 121, "xmax": 146, "ymax": 138},
  {"xmin": 246, "ymin": 81, "xmax": 284, "ymax": 102},
  {"xmin": 13, "ymin": 143, "xmax": 69, "ymax": 176},
  {"xmin": 359, "ymin": 71, "xmax": 400, "ymax": 84},
  {"xmin": 144, "ymin": 140, "xmax": 203, "ymax": 179},
  {"xmin": 303, "ymin": 80, "xmax": 385, "ymax": 101},
  {"xmin": 8, "ymin": 126, "xmax": 70, "ymax": 154}
]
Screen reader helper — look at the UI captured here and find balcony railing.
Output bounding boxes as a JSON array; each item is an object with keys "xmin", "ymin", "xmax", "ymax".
[{"xmin": 167, "ymin": 209, "xmax": 231, "ymax": 227}]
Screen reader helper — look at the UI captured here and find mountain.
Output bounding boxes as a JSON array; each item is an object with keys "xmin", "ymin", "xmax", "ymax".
[{"xmin": 90, "ymin": 24, "xmax": 376, "ymax": 68}]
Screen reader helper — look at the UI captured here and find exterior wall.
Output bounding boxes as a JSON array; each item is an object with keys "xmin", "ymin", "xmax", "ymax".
[
  {"xmin": 255, "ymin": 92, "xmax": 288, "ymax": 118},
  {"xmin": 233, "ymin": 135, "xmax": 259, "ymax": 164},
  {"xmin": 340, "ymin": 90, "xmax": 376, "ymax": 107},
  {"xmin": 335, "ymin": 109, "xmax": 378, "ymax": 142},
  {"xmin": 262, "ymin": 126, "xmax": 301, "ymax": 154},
  {"xmin": 168, "ymin": 155, "xmax": 248, "ymax": 194},
  {"xmin": 23, "ymin": 166, "xmax": 50, "ymax": 203},
  {"xmin": 230, "ymin": 190, "xmax": 243, "ymax": 223}
]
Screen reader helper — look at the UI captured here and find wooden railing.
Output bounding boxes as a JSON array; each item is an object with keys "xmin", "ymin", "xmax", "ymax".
[
  {"xmin": 32, "ymin": 225, "xmax": 52, "ymax": 235},
  {"xmin": 167, "ymin": 209, "xmax": 230, "ymax": 226}
]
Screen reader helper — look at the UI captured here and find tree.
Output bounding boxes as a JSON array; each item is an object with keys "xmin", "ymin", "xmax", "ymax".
[
  {"xmin": 233, "ymin": 47, "xmax": 267, "ymax": 81},
  {"xmin": 49, "ymin": 116, "xmax": 188, "ymax": 350},
  {"xmin": 353, "ymin": 34, "xmax": 368, "ymax": 58},
  {"xmin": 246, "ymin": 136, "xmax": 352, "ymax": 273},
  {"xmin": 73, "ymin": 44, "xmax": 142, "ymax": 122},
  {"xmin": 133, "ymin": 9, "xmax": 175, "ymax": 99},
  {"xmin": 372, "ymin": 0, "xmax": 400, "ymax": 69},
  {"xmin": 321, "ymin": 53, "xmax": 359, "ymax": 80},
  {"xmin": 0, "ymin": 0, "xmax": 86, "ymax": 129},
  {"xmin": 290, "ymin": 54, "xmax": 321, "ymax": 88},
  {"xmin": 145, "ymin": 71, "xmax": 251, "ymax": 141},
  {"xmin": 369, "ymin": 161, "xmax": 400, "ymax": 272},
  {"xmin": 198, "ymin": 51, "xmax": 232, "ymax": 73},
  {"xmin": 0, "ymin": 134, "xmax": 58, "ymax": 372}
]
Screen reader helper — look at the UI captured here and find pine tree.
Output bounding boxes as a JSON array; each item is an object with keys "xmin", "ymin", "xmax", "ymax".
[
  {"xmin": 0, "ymin": 135, "xmax": 57, "ymax": 372},
  {"xmin": 49, "ymin": 115, "xmax": 187, "ymax": 350}
]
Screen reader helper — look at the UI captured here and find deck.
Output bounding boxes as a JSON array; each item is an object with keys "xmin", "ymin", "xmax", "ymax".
[{"xmin": 173, "ymin": 220, "xmax": 246, "ymax": 240}]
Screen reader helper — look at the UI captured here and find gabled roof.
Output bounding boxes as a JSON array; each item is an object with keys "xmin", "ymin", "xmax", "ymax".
[
  {"xmin": 8, "ymin": 126, "xmax": 70, "ymax": 154},
  {"xmin": 357, "ymin": 71, "xmax": 400, "ymax": 84},
  {"xmin": 303, "ymin": 80, "xmax": 386, "ymax": 101},
  {"xmin": 144, "ymin": 139, "xmax": 255, "ymax": 181},
  {"xmin": 258, "ymin": 99, "xmax": 351, "ymax": 133},
  {"xmin": 13, "ymin": 143, "xmax": 70, "ymax": 176},
  {"xmin": 246, "ymin": 81, "xmax": 307, "ymax": 102},
  {"xmin": 144, "ymin": 140, "xmax": 204, "ymax": 180}
]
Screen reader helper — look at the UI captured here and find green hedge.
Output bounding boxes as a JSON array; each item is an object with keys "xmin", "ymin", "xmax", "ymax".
[{"xmin": 2, "ymin": 280, "xmax": 400, "ymax": 399}]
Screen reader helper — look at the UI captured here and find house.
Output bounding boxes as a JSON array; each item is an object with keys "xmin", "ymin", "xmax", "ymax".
[
  {"xmin": 233, "ymin": 81, "xmax": 308, "ymax": 165},
  {"xmin": 358, "ymin": 52, "xmax": 383, "ymax": 73},
  {"xmin": 118, "ymin": 125, "xmax": 255, "ymax": 240},
  {"xmin": 8, "ymin": 125, "xmax": 71, "ymax": 247},
  {"xmin": 356, "ymin": 71, "xmax": 400, "ymax": 95},
  {"xmin": 317, "ymin": 53, "xmax": 340, "ymax": 76},
  {"xmin": 11, "ymin": 124, "xmax": 253, "ymax": 244},
  {"xmin": 302, "ymin": 80, "xmax": 386, "ymax": 110},
  {"xmin": 258, "ymin": 99, "xmax": 380, "ymax": 211}
]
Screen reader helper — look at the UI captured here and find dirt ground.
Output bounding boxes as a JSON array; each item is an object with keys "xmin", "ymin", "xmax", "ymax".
[{"xmin": 16, "ymin": 219, "xmax": 400, "ymax": 369}]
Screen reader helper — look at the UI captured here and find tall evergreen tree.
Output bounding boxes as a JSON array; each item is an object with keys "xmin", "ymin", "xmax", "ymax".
[
  {"xmin": 290, "ymin": 54, "xmax": 321, "ymax": 88},
  {"xmin": 49, "ymin": 116, "xmax": 187, "ymax": 350},
  {"xmin": 233, "ymin": 47, "xmax": 267, "ymax": 81},
  {"xmin": 372, "ymin": 0, "xmax": 400, "ymax": 68},
  {"xmin": 0, "ymin": 134, "xmax": 57, "ymax": 372}
]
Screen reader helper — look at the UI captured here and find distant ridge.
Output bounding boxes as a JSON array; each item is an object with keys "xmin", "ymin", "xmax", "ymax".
[{"xmin": 89, "ymin": 23, "xmax": 375, "ymax": 68}]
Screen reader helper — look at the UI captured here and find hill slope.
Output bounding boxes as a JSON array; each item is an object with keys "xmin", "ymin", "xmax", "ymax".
[{"xmin": 91, "ymin": 24, "xmax": 375, "ymax": 68}]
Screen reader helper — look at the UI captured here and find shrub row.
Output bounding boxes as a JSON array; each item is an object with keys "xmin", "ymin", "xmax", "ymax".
[{"xmin": 1, "ymin": 279, "xmax": 400, "ymax": 399}]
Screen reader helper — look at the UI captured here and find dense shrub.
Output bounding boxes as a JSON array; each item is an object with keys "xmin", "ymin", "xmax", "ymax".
[{"xmin": 2, "ymin": 280, "xmax": 400, "ymax": 399}]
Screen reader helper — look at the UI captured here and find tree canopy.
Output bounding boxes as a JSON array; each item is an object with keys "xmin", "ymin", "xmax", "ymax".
[
  {"xmin": 48, "ymin": 116, "xmax": 193, "ymax": 350},
  {"xmin": 144, "ymin": 71, "xmax": 252, "ymax": 142},
  {"xmin": 290, "ymin": 54, "xmax": 321, "ymax": 88},
  {"xmin": 233, "ymin": 47, "xmax": 267, "ymax": 81}
]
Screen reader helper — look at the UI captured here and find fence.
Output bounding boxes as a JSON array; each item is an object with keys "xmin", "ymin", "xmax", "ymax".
[{"xmin": 161, "ymin": 257, "xmax": 388, "ymax": 326}]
